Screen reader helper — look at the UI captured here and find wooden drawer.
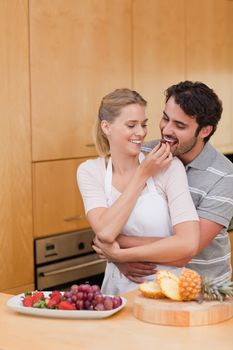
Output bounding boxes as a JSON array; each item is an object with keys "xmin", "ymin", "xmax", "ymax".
[{"xmin": 33, "ymin": 158, "xmax": 90, "ymax": 237}]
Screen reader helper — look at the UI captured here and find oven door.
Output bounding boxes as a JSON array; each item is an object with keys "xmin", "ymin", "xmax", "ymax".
[{"xmin": 36, "ymin": 253, "xmax": 106, "ymax": 290}]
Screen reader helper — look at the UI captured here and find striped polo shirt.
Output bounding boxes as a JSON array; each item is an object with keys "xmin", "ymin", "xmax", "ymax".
[{"xmin": 142, "ymin": 141, "xmax": 233, "ymax": 286}]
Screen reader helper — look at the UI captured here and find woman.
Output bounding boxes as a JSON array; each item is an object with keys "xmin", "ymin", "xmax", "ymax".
[{"xmin": 77, "ymin": 88, "xmax": 200, "ymax": 295}]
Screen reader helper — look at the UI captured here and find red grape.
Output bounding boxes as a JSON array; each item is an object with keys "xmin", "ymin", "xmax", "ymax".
[
  {"xmin": 71, "ymin": 284, "xmax": 79, "ymax": 293},
  {"xmin": 103, "ymin": 296, "xmax": 113, "ymax": 310},
  {"xmin": 84, "ymin": 300, "xmax": 91, "ymax": 309},
  {"xmin": 76, "ymin": 300, "xmax": 84, "ymax": 310},
  {"xmin": 62, "ymin": 284, "xmax": 122, "ymax": 311},
  {"xmin": 87, "ymin": 292, "xmax": 94, "ymax": 301},
  {"xmin": 113, "ymin": 296, "xmax": 122, "ymax": 308},
  {"xmin": 92, "ymin": 285, "xmax": 100, "ymax": 293},
  {"xmin": 64, "ymin": 291, "xmax": 72, "ymax": 299},
  {"xmin": 71, "ymin": 294, "xmax": 77, "ymax": 302},
  {"xmin": 94, "ymin": 294, "xmax": 104, "ymax": 304},
  {"xmin": 76, "ymin": 292, "xmax": 84, "ymax": 300},
  {"xmin": 95, "ymin": 303, "xmax": 105, "ymax": 311}
]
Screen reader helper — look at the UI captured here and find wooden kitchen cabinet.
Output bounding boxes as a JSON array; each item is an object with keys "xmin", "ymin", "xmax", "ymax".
[
  {"xmin": 186, "ymin": 0, "xmax": 233, "ymax": 154},
  {"xmin": 33, "ymin": 158, "xmax": 90, "ymax": 237},
  {"xmin": 133, "ymin": 0, "xmax": 233, "ymax": 154},
  {"xmin": 133, "ymin": 0, "xmax": 186, "ymax": 141},
  {"xmin": 30, "ymin": 0, "xmax": 132, "ymax": 161},
  {"xmin": 0, "ymin": 0, "xmax": 34, "ymax": 292}
]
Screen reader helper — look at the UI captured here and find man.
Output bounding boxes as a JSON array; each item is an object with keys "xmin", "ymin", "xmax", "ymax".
[{"xmin": 116, "ymin": 81, "xmax": 233, "ymax": 286}]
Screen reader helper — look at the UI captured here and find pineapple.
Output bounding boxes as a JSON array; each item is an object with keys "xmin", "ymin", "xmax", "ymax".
[
  {"xmin": 139, "ymin": 281, "xmax": 165, "ymax": 299},
  {"xmin": 138, "ymin": 268, "xmax": 233, "ymax": 302},
  {"xmin": 178, "ymin": 268, "xmax": 233, "ymax": 302},
  {"xmin": 179, "ymin": 268, "xmax": 201, "ymax": 301}
]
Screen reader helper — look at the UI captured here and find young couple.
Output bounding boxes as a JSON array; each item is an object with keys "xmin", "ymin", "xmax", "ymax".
[{"xmin": 77, "ymin": 81, "xmax": 233, "ymax": 295}]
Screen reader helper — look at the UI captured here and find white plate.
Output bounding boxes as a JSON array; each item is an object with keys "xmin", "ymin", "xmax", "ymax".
[{"xmin": 6, "ymin": 292, "xmax": 127, "ymax": 319}]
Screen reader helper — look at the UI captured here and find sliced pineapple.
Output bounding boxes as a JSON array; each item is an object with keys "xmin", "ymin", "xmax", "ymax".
[
  {"xmin": 156, "ymin": 270, "xmax": 180, "ymax": 283},
  {"xmin": 139, "ymin": 281, "xmax": 165, "ymax": 299},
  {"xmin": 156, "ymin": 270, "xmax": 182, "ymax": 301}
]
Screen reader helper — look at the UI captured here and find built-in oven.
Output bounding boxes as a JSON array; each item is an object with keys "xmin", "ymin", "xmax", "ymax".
[{"xmin": 34, "ymin": 229, "xmax": 106, "ymax": 291}]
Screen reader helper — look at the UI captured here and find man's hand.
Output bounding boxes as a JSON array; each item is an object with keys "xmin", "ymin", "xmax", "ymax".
[{"xmin": 115, "ymin": 262, "xmax": 157, "ymax": 283}]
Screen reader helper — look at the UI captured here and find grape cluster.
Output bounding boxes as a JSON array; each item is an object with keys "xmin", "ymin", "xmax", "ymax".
[{"xmin": 63, "ymin": 284, "xmax": 122, "ymax": 311}]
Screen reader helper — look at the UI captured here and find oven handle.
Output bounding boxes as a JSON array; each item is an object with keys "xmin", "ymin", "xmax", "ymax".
[{"xmin": 40, "ymin": 259, "xmax": 106, "ymax": 277}]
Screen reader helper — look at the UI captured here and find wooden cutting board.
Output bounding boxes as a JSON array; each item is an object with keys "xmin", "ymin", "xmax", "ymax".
[{"xmin": 133, "ymin": 294, "xmax": 233, "ymax": 327}]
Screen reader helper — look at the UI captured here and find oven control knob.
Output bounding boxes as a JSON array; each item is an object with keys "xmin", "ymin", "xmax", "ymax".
[{"xmin": 78, "ymin": 242, "xmax": 85, "ymax": 250}]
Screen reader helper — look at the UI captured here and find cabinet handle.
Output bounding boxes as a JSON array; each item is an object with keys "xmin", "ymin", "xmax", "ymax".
[
  {"xmin": 64, "ymin": 215, "xmax": 84, "ymax": 222},
  {"xmin": 85, "ymin": 143, "xmax": 95, "ymax": 147}
]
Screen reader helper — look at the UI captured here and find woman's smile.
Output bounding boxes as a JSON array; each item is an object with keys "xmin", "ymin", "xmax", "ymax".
[{"xmin": 129, "ymin": 139, "xmax": 142, "ymax": 144}]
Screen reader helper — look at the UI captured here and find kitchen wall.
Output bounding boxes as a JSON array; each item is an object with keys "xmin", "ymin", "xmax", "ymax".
[{"xmin": 0, "ymin": 0, "xmax": 233, "ymax": 293}]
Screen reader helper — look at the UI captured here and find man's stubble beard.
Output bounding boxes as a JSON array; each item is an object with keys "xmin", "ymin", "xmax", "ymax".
[{"xmin": 172, "ymin": 137, "xmax": 198, "ymax": 157}]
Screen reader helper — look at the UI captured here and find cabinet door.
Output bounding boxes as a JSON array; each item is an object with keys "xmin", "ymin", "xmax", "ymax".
[
  {"xmin": 30, "ymin": 0, "xmax": 132, "ymax": 161},
  {"xmin": 133, "ymin": 0, "xmax": 186, "ymax": 141},
  {"xmin": 33, "ymin": 159, "xmax": 90, "ymax": 237},
  {"xmin": 186, "ymin": 0, "xmax": 233, "ymax": 153},
  {"xmin": 0, "ymin": 0, "xmax": 33, "ymax": 291}
]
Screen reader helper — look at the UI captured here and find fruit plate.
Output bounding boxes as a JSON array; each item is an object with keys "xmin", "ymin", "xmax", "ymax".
[{"xmin": 6, "ymin": 292, "xmax": 127, "ymax": 319}]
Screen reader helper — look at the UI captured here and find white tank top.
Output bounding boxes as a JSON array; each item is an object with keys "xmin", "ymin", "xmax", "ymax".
[{"xmin": 101, "ymin": 152, "xmax": 179, "ymax": 295}]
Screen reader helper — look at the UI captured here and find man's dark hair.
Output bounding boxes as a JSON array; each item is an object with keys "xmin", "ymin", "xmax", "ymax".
[{"xmin": 165, "ymin": 81, "xmax": 223, "ymax": 142}]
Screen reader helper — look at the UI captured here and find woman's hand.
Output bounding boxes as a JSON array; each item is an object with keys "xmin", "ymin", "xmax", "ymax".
[
  {"xmin": 139, "ymin": 142, "xmax": 172, "ymax": 179},
  {"xmin": 92, "ymin": 237, "xmax": 121, "ymax": 262}
]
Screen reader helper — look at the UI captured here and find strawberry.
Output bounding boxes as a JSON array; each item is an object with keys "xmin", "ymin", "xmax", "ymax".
[
  {"xmin": 46, "ymin": 297, "xmax": 59, "ymax": 309},
  {"xmin": 49, "ymin": 290, "xmax": 62, "ymax": 304},
  {"xmin": 22, "ymin": 295, "xmax": 33, "ymax": 307},
  {"xmin": 58, "ymin": 301, "xmax": 76, "ymax": 310},
  {"xmin": 32, "ymin": 291, "xmax": 45, "ymax": 305},
  {"xmin": 50, "ymin": 290, "xmax": 62, "ymax": 298}
]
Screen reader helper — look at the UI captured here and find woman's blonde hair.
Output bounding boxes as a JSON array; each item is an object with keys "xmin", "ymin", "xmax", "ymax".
[{"xmin": 93, "ymin": 88, "xmax": 147, "ymax": 156}]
